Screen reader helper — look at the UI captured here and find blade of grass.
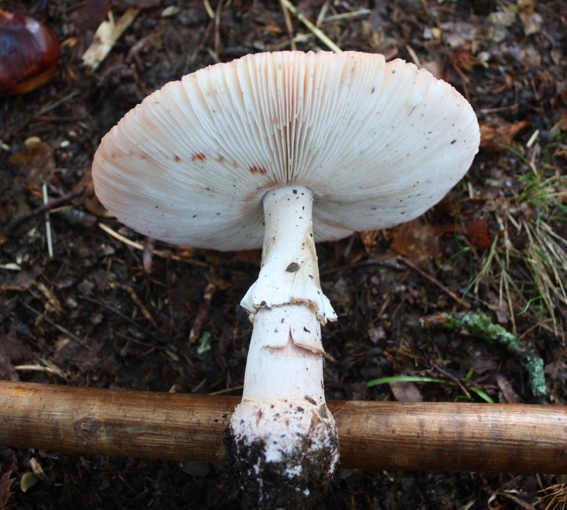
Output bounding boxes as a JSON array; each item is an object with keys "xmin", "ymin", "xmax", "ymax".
[{"xmin": 367, "ymin": 375, "xmax": 447, "ymax": 387}]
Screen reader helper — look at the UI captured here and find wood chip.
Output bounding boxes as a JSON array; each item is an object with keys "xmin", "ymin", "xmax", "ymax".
[{"xmin": 82, "ymin": 8, "xmax": 140, "ymax": 71}]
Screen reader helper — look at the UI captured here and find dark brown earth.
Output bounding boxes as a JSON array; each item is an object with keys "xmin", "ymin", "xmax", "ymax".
[{"xmin": 1, "ymin": 0, "xmax": 567, "ymax": 509}]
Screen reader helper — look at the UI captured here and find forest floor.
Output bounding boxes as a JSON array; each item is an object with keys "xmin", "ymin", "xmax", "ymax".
[{"xmin": 1, "ymin": 0, "xmax": 567, "ymax": 508}]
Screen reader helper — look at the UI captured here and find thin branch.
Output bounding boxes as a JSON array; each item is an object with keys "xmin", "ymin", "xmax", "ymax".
[
  {"xmin": 279, "ymin": 0, "xmax": 297, "ymax": 51},
  {"xmin": 4, "ymin": 185, "xmax": 87, "ymax": 235},
  {"xmin": 97, "ymin": 223, "xmax": 208, "ymax": 267},
  {"xmin": 23, "ymin": 303, "xmax": 91, "ymax": 351},
  {"xmin": 280, "ymin": 0, "xmax": 341, "ymax": 52},
  {"xmin": 398, "ymin": 256, "xmax": 471, "ymax": 310}
]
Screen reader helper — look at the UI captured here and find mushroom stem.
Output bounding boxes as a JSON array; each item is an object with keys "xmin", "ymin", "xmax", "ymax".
[
  {"xmin": 241, "ymin": 185, "xmax": 337, "ymax": 327},
  {"xmin": 226, "ymin": 185, "xmax": 339, "ymax": 508}
]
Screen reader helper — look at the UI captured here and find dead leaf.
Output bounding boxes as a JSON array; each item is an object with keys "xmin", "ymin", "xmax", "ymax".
[
  {"xmin": 390, "ymin": 219, "xmax": 441, "ymax": 265},
  {"xmin": 518, "ymin": 0, "xmax": 536, "ymax": 14},
  {"xmin": 465, "ymin": 220, "xmax": 491, "ymax": 249},
  {"xmin": 472, "ymin": 358, "xmax": 499, "ymax": 375},
  {"xmin": 520, "ymin": 11, "xmax": 542, "ymax": 36},
  {"xmin": 359, "ymin": 230, "xmax": 381, "ymax": 252},
  {"xmin": 450, "ymin": 48, "xmax": 477, "ymax": 72},
  {"xmin": 389, "ymin": 381, "xmax": 424, "ymax": 402},
  {"xmin": 85, "ymin": 196, "xmax": 113, "ymax": 218},
  {"xmin": 556, "ymin": 111, "xmax": 567, "ymax": 131},
  {"xmin": 0, "ymin": 265, "xmax": 43, "ymax": 292},
  {"xmin": 8, "ymin": 137, "xmax": 56, "ymax": 192},
  {"xmin": 20, "ymin": 472, "xmax": 38, "ymax": 493},
  {"xmin": 34, "ymin": 281, "xmax": 63, "ymax": 314},
  {"xmin": 29, "ymin": 458, "xmax": 46, "ymax": 480},
  {"xmin": 0, "ymin": 471, "xmax": 15, "ymax": 508},
  {"xmin": 480, "ymin": 120, "xmax": 529, "ymax": 152},
  {"xmin": 486, "ymin": 290, "xmax": 510, "ymax": 325}
]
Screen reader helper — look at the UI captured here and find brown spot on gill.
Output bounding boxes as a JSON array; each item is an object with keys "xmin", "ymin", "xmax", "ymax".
[
  {"xmin": 250, "ymin": 165, "xmax": 267, "ymax": 175},
  {"xmin": 217, "ymin": 155, "xmax": 225, "ymax": 164},
  {"xmin": 174, "ymin": 155, "xmax": 181, "ymax": 162},
  {"xmin": 191, "ymin": 152, "xmax": 206, "ymax": 162}
]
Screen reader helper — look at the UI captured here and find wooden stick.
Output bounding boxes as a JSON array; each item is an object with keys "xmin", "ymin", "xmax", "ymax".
[
  {"xmin": 280, "ymin": 0, "xmax": 342, "ymax": 52},
  {"xmin": 4, "ymin": 184, "xmax": 87, "ymax": 235},
  {"xmin": 1, "ymin": 381, "xmax": 565, "ymax": 473}
]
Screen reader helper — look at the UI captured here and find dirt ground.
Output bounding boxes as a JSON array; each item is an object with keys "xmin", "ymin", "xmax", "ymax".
[{"xmin": 1, "ymin": 0, "xmax": 567, "ymax": 508}]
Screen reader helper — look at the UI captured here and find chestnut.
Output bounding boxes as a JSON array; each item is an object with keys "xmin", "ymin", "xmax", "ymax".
[{"xmin": 0, "ymin": 10, "xmax": 60, "ymax": 95}]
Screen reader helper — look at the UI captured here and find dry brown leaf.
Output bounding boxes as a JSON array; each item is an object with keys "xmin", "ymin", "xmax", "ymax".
[
  {"xmin": 557, "ymin": 111, "xmax": 567, "ymax": 131},
  {"xmin": 0, "ymin": 265, "xmax": 43, "ymax": 292},
  {"xmin": 450, "ymin": 48, "xmax": 477, "ymax": 72},
  {"xmin": 8, "ymin": 138, "xmax": 56, "ymax": 192},
  {"xmin": 359, "ymin": 230, "xmax": 381, "ymax": 252},
  {"xmin": 479, "ymin": 120, "xmax": 529, "ymax": 152},
  {"xmin": 34, "ymin": 281, "xmax": 63, "ymax": 314},
  {"xmin": 520, "ymin": 11, "xmax": 542, "ymax": 36},
  {"xmin": 390, "ymin": 218, "xmax": 441, "ymax": 265},
  {"xmin": 0, "ymin": 471, "xmax": 15, "ymax": 508},
  {"xmin": 465, "ymin": 219, "xmax": 491, "ymax": 249},
  {"xmin": 389, "ymin": 381, "xmax": 424, "ymax": 402},
  {"xmin": 85, "ymin": 196, "xmax": 113, "ymax": 218}
]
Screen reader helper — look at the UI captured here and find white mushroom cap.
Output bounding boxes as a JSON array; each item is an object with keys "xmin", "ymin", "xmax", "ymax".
[{"xmin": 93, "ymin": 51, "xmax": 479, "ymax": 251}]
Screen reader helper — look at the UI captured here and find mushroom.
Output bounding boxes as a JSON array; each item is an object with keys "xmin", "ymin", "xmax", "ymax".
[{"xmin": 92, "ymin": 51, "xmax": 480, "ymax": 507}]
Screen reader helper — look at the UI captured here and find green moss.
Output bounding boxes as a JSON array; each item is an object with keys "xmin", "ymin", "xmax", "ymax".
[{"xmin": 422, "ymin": 312, "xmax": 546, "ymax": 398}]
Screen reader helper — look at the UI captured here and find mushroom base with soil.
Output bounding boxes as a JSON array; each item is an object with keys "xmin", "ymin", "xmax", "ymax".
[
  {"xmin": 225, "ymin": 394, "xmax": 338, "ymax": 509},
  {"xmin": 225, "ymin": 186, "xmax": 339, "ymax": 507}
]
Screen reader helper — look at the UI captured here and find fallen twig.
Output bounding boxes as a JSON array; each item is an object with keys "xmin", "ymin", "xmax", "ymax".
[
  {"xmin": 121, "ymin": 285, "xmax": 158, "ymax": 329},
  {"xmin": 280, "ymin": 0, "xmax": 341, "ymax": 52},
  {"xmin": 23, "ymin": 303, "xmax": 91, "ymax": 351},
  {"xmin": 14, "ymin": 363, "xmax": 67, "ymax": 379},
  {"xmin": 279, "ymin": 0, "xmax": 297, "ymax": 51},
  {"xmin": 82, "ymin": 8, "xmax": 140, "ymax": 71},
  {"xmin": 0, "ymin": 381, "xmax": 565, "ymax": 473},
  {"xmin": 98, "ymin": 223, "xmax": 208, "ymax": 267},
  {"xmin": 4, "ymin": 185, "xmax": 87, "ymax": 235},
  {"xmin": 399, "ymin": 256, "xmax": 471, "ymax": 310},
  {"xmin": 188, "ymin": 283, "xmax": 215, "ymax": 343}
]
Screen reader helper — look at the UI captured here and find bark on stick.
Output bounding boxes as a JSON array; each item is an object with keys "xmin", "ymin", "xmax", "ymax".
[{"xmin": 1, "ymin": 381, "xmax": 565, "ymax": 473}]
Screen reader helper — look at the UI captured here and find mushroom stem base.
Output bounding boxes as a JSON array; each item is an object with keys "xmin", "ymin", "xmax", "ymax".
[{"xmin": 225, "ymin": 398, "xmax": 339, "ymax": 509}]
